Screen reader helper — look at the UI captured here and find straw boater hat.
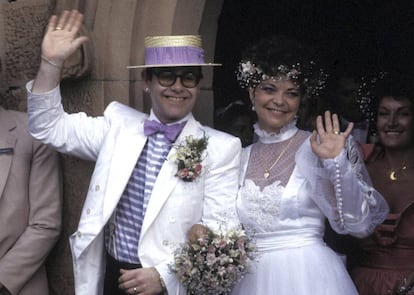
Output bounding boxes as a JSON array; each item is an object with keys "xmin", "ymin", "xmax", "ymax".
[{"xmin": 127, "ymin": 35, "xmax": 221, "ymax": 68}]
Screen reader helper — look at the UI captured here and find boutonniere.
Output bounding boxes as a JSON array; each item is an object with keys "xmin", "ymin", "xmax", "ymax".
[{"xmin": 169, "ymin": 134, "xmax": 208, "ymax": 182}]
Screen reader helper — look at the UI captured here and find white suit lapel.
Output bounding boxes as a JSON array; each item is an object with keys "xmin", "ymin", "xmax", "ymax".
[
  {"xmin": 103, "ymin": 118, "xmax": 147, "ymax": 219},
  {"xmin": 140, "ymin": 115, "xmax": 202, "ymax": 235}
]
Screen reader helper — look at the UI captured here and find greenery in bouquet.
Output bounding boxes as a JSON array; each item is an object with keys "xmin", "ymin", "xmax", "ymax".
[
  {"xmin": 169, "ymin": 134, "xmax": 208, "ymax": 182},
  {"xmin": 171, "ymin": 227, "xmax": 256, "ymax": 295}
]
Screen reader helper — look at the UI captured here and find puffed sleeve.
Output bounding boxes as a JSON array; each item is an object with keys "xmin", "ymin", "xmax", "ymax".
[
  {"xmin": 200, "ymin": 132, "xmax": 241, "ymax": 231},
  {"xmin": 296, "ymin": 136, "xmax": 389, "ymax": 238}
]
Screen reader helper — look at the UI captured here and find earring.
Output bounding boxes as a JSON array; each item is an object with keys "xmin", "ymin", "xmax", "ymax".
[
  {"xmin": 144, "ymin": 87, "xmax": 149, "ymax": 92},
  {"xmin": 250, "ymin": 97, "xmax": 256, "ymax": 111}
]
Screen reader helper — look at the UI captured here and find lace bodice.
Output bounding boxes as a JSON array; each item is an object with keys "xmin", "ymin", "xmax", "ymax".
[
  {"xmin": 237, "ymin": 123, "xmax": 389, "ymax": 239},
  {"xmin": 245, "ymin": 128, "xmax": 308, "ymax": 189},
  {"xmin": 237, "ymin": 170, "xmax": 326, "ymax": 236},
  {"xmin": 237, "ymin": 179, "xmax": 285, "ymax": 232}
]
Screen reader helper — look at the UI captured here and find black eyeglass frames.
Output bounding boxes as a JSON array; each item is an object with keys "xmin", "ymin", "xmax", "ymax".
[{"xmin": 153, "ymin": 70, "xmax": 201, "ymax": 88}]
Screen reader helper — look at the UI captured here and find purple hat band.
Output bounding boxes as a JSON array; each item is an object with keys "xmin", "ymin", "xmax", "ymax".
[
  {"xmin": 145, "ymin": 46, "xmax": 205, "ymax": 66},
  {"xmin": 126, "ymin": 35, "xmax": 222, "ymax": 68}
]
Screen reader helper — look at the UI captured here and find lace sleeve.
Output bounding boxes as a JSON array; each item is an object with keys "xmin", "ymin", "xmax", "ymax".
[{"xmin": 296, "ymin": 136, "xmax": 389, "ymax": 238}]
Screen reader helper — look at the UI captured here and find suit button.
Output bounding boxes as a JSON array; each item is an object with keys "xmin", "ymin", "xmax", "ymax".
[
  {"xmin": 86, "ymin": 208, "xmax": 91, "ymax": 215},
  {"xmin": 95, "ymin": 185, "xmax": 100, "ymax": 191},
  {"xmin": 77, "ymin": 231, "xmax": 82, "ymax": 238}
]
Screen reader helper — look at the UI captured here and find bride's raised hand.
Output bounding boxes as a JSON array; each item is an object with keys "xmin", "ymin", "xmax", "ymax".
[
  {"xmin": 41, "ymin": 10, "xmax": 89, "ymax": 67},
  {"xmin": 310, "ymin": 110, "xmax": 353, "ymax": 159}
]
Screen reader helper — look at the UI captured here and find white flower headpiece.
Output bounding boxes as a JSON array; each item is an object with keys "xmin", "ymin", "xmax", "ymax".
[{"xmin": 236, "ymin": 60, "xmax": 328, "ymax": 98}]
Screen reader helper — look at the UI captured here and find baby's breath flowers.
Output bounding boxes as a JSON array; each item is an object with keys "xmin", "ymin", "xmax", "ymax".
[
  {"xmin": 171, "ymin": 227, "xmax": 256, "ymax": 295},
  {"xmin": 169, "ymin": 134, "xmax": 208, "ymax": 182},
  {"xmin": 236, "ymin": 60, "xmax": 328, "ymax": 98}
]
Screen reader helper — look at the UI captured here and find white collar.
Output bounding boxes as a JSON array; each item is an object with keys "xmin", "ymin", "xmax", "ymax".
[
  {"xmin": 148, "ymin": 110, "xmax": 191, "ymax": 125},
  {"xmin": 254, "ymin": 120, "xmax": 299, "ymax": 144}
]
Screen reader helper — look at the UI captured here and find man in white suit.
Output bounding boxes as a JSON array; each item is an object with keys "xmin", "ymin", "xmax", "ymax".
[{"xmin": 27, "ymin": 10, "xmax": 241, "ymax": 295}]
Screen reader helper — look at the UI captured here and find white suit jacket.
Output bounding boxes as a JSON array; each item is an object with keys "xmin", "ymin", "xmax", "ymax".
[{"xmin": 27, "ymin": 83, "xmax": 241, "ymax": 295}]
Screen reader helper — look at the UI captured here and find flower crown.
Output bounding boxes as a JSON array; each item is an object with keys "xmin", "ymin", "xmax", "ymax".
[{"xmin": 236, "ymin": 60, "xmax": 328, "ymax": 98}]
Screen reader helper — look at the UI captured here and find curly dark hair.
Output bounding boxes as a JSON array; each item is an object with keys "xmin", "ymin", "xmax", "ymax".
[
  {"xmin": 236, "ymin": 35, "xmax": 327, "ymax": 99},
  {"xmin": 369, "ymin": 73, "xmax": 414, "ymax": 137},
  {"xmin": 372, "ymin": 74, "xmax": 414, "ymax": 111},
  {"xmin": 236, "ymin": 35, "xmax": 327, "ymax": 131}
]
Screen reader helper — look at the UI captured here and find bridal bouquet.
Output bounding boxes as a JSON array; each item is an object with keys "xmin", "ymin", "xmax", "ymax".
[{"xmin": 171, "ymin": 227, "xmax": 256, "ymax": 295}]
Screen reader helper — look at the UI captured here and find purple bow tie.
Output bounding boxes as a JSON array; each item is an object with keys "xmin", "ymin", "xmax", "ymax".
[{"xmin": 143, "ymin": 119, "xmax": 186, "ymax": 142}]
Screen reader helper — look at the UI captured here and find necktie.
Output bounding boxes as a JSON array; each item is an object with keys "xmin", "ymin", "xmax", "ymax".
[{"xmin": 143, "ymin": 119, "xmax": 185, "ymax": 142}]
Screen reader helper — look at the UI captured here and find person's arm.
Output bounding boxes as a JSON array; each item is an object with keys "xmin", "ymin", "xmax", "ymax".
[
  {"xmin": 32, "ymin": 10, "xmax": 88, "ymax": 93},
  {"xmin": 319, "ymin": 142, "xmax": 388, "ymax": 237},
  {"xmin": 303, "ymin": 111, "xmax": 388, "ymax": 237},
  {"xmin": 200, "ymin": 134, "xmax": 241, "ymax": 231}
]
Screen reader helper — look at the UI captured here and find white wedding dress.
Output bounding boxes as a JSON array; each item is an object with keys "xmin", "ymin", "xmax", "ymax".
[{"xmin": 231, "ymin": 122, "xmax": 388, "ymax": 295}]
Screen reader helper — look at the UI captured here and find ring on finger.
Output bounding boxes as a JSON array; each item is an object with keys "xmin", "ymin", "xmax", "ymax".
[
  {"xmin": 133, "ymin": 287, "xmax": 138, "ymax": 293},
  {"xmin": 333, "ymin": 130, "xmax": 340, "ymax": 135},
  {"xmin": 55, "ymin": 26, "xmax": 63, "ymax": 30}
]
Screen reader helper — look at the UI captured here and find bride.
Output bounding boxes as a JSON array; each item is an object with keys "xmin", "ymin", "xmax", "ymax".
[{"xmin": 231, "ymin": 35, "xmax": 389, "ymax": 295}]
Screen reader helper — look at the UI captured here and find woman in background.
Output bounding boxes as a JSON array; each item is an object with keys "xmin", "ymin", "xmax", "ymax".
[{"xmin": 349, "ymin": 75, "xmax": 414, "ymax": 295}]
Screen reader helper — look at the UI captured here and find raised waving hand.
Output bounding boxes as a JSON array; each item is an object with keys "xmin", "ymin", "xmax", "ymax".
[
  {"xmin": 32, "ymin": 10, "xmax": 89, "ymax": 93},
  {"xmin": 310, "ymin": 110, "xmax": 354, "ymax": 159}
]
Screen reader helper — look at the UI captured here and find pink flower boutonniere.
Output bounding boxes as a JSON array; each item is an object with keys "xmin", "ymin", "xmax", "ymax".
[{"xmin": 169, "ymin": 134, "xmax": 208, "ymax": 182}]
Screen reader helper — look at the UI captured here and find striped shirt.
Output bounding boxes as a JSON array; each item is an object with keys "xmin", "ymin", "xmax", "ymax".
[{"xmin": 107, "ymin": 133, "xmax": 171, "ymax": 263}]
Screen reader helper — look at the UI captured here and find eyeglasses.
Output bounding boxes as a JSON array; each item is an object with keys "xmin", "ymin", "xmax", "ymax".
[{"xmin": 153, "ymin": 70, "xmax": 201, "ymax": 88}]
